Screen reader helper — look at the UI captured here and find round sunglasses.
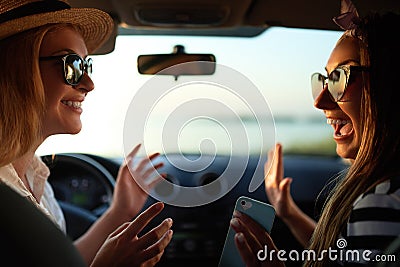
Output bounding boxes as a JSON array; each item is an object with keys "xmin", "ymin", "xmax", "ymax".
[
  {"xmin": 311, "ymin": 65, "xmax": 369, "ymax": 102},
  {"xmin": 39, "ymin": 53, "xmax": 93, "ymax": 86}
]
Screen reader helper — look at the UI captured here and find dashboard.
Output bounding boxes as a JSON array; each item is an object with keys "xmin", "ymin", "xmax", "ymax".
[{"xmin": 43, "ymin": 153, "xmax": 348, "ymax": 266}]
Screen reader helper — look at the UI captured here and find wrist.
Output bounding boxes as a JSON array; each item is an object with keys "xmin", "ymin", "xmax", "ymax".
[
  {"xmin": 280, "ymin": 204, "xmax": 302, "ymax": 225},
  {"xmin": 103, "ymin": 205, "xmax": 132, "ymax": 225}
]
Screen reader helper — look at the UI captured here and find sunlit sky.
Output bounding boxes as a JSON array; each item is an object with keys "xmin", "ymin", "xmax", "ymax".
[{"xmin": 37, "ymin": 27, "xmax": 342, "ymax": 157}]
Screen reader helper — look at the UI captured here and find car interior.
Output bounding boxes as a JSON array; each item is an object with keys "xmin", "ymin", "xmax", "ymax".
[{"xmin": 18, "ymin": 0, "xmax": 399, "ymax": 266}]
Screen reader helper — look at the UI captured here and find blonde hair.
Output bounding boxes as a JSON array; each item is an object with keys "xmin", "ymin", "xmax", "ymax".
[
  {"xmin": 305, "ymin": 12, "xmax": 400, "ymax": 266},
  {"xmin": 0, "ymin": 23, "xmax": 77, "ymax": 166}
]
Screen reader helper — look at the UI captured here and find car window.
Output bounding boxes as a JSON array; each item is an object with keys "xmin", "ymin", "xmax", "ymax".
[{"xmin": 37, "ymin": 27, "xmax": 342, "ymax": 157}]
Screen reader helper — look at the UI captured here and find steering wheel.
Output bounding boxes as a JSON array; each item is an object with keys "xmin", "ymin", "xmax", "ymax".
[{"xmin": 41, "ymin": 153, "xmax": 115, "ymax": 240}]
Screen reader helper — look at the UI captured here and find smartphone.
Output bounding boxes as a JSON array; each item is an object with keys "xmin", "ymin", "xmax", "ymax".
[{"xmin": 218, "ymin": 196, "xmax": 276, "ymax": 267}]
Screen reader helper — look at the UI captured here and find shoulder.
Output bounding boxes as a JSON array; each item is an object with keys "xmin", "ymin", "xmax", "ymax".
[
  {"xmin": 352, "ymin": 177, "xmax": 400, "ymax": 212},
  {"xmin": 0, "ymin": 163, "xmax": 31, "ymax": 197},
  {"xmin": 346, "ymin": 177, "xmax": 400, "ymax": 251}
]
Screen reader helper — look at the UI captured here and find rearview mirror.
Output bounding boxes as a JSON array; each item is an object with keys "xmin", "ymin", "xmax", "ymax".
[{"xmin": 137, "ymin": 45, "xmax": 216, "ymax": 79}]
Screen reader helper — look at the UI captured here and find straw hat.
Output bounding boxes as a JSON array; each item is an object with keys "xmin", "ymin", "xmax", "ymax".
[{"xmin": 0, "ymin": 0, "xmax": 114, "ymax": 53}]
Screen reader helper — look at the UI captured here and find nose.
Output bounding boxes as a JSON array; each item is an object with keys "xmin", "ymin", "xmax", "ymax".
[
  {"xmin": 314, "ymin": 84, "xmax": 338, "ymax": 110},
  {"xmin": 74, "ymin": 72, "xmax": 94, "ymax": 94}
]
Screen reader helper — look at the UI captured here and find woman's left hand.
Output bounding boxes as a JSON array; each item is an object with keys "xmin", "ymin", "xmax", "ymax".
[
  {"xmin": 231, "ymin": 211, "xmax": 285, "ymax": 267},
  {"xmin": 90, "ymin": 202, "xmax": 173, "ymax": 267},
  {"xmin": 110, "ymin": 144, "xmax": 164, "ymax": 221}
]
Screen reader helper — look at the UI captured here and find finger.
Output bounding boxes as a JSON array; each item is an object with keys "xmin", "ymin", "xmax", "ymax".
[
  {"xmin": 146, "ymin": 173, "xmax": 165, "ymax": 189},
  {"xmin": 230, "ymin": 218, "xmax": 262, "ymax": 254},
  {"xmin": 109, "ymin": 222, "xmax": 130, "ymax": 238},
  {"xmin": 271, "ymin": 143, "xmax": 283, "ymax": 181},
  {"xmin": 140, "ymin": 229, "xmax": 173, "ymax": 262},
  {"xmin": 153, "ymin": 162, "xmax": 164, "ymax": 170},
  {"xmin": 234, "ymin": 232, "xmax": 259, "ymax": 267},
  {"xmin": 234, "ymin": 212, "xmax": 281, "ymax": 266},
  {"xmin": 148, "ymin": 152, "xmax": 161, "ymax": 161},
  {"xmin": 126, "ymin": 143, "xmax": 142, "ymax": 162},
  {"xmin": 276, "ymin": 143, "xmax": 284, "ymax": 183},
  {"xmin": 265, "ymin": 143, "xmax": 283, "ymax": 189},
  {"xmin": 142, "ymin": 162, "xmax": 164, "ymax": 179},
  {"xmin": 265, "ymin": 144, "xmax": 279, "ymax": 181},
  {"xmin": 280, "ymin": 177, "xmax": 292, "ymax": 197},
  {"xmin": 264, "ymin": 146, "xmax": 275, "ymax": 177},
  {"xmin": 142, "ymin": 251, "xmax": 165, "ymax": 267},
  {"xmin": 234, "ymin": 211, "xmax": 269, "ymax": 240},
  {"xmin": 137, "ymin": 218, "xmax": 173, "ymax": 251},
  {"xmin": 136, "ymin": 153, "xmax": 160, "ymax": 173},
  {"xmin": 121, "ymin": 202, "xmax": 164, "ymax": 241}
]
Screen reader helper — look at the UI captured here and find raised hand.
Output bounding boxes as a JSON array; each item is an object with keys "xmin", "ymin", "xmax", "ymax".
[
  {"xmin": 111, "ymin": 144, "xmax": 165, "ymax": 221},
  {"xmin": 264, "ymin": 143, "xmax": 296, "ymax": 219},
  {"xmin": 91, "ymin": 202, "xmax": 173, "ymax": 267},
  {"xmin": 264, "ymin": 143, "xmax": 316, "ymax": 247}
]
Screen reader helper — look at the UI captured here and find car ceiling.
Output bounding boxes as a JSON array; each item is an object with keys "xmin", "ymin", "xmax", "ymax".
[{"xmin": 69, "ymin": 0, "xmax": 399, "ymax": 54}]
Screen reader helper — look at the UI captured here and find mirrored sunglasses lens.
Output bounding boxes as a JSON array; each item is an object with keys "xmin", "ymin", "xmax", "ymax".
[
  {"xmin": 86, "ymin": 58, "xmax": 93, "ymax": 77},
  {"xmin": 64, "ymin": 55, "xmax": 84, "ymax": 85},
  {"xmin": 328, "ymin": 68, "xmax": 346, "ymax": 101},
  {"xmin": 311, "ymin": 73, "xmax": 325, "ymax": 100}
]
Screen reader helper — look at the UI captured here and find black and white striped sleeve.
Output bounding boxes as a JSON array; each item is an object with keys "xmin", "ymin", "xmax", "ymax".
[{"xmin": 343, "ymin": 178, "xmax": 400, "ymax": 266}]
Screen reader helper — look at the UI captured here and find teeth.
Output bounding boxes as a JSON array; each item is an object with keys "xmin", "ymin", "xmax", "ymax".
[
  {"xmin": 62, "ymin": 100, "xmax": 82, "ymax": 108},
  {"xmin": 327, "ymin": 118, "xmax": 350, "ymax": 125}
]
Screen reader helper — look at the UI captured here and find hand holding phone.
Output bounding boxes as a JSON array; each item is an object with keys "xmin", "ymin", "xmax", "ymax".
[{"xmin": 218, "ymin": 196, "xmax": 276, "ymax": 267}]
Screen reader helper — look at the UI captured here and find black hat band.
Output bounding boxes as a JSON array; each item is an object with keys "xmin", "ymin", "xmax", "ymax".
[{"xmin": 0, "ymin": 1, "xmax": 70, "ymax": 24}]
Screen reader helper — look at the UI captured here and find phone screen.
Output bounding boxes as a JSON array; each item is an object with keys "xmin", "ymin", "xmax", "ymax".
[{"xmin": 218, "ymin": 196, "xmax": 275, "ymax": 267}]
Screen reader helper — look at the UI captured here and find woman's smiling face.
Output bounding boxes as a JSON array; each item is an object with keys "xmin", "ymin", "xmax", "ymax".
[
  {"xmin": 39, "ymin": 26, "xmax": 94, "ymax": 139},
  {"xmin": 314, "ymin": 36, "xmax": 364, "ymax": 160}
]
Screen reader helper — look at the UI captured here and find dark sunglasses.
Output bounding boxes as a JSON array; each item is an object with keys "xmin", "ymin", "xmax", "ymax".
[
  {"xmin": 311, "ymin": 65, "xmax": 369, "ymax": 102},
  {"xmin": 40, "ymin": 53, "xmax": 93, "ymax": 86}
]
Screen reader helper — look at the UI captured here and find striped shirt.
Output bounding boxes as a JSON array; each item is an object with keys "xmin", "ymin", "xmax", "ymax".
[{"xmin": 340, "ymin": 177, "xmax": 400, "ymax": 266}]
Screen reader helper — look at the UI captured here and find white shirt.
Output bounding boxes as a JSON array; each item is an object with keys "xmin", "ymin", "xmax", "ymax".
[{"xmin": 0, "ymin": 155, "xmax": 66, "ymax": 233}]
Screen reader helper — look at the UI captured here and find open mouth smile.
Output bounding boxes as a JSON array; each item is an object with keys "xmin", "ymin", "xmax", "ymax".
[{"xmin": 327, "ymin": 118, "xmax": 354, "ymax": 139}]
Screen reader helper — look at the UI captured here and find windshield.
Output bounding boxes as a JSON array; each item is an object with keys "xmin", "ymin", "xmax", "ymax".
[{"xmin": 37, "ymin": 27, "xmax": 342, "ymax": 157}]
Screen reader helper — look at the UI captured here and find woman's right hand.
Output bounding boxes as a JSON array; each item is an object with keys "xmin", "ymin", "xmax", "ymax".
[
  {"xmin": 264, "ymin": 143, "xmax": 316, "ymax": 247},
  {"xmin": 90, "ymin": 202, "xmax": 173, "ymax": 267},
  {"xmin": 231, "ymin": 211, "xmax": 285, "ymax": 267},
  {"xmin": 264, "ymin": 143, "xmax": 296, "ymax": 219}
]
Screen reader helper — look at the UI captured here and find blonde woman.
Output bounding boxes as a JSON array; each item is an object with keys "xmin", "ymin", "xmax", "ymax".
[{"xmin": 0, "ymin": 1, "xmax": 172, "ymax": 266}]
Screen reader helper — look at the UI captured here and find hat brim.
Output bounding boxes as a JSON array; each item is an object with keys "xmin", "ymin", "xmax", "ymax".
[{"xmin": 0, "ymin": 7, "xmax": 114, "ymax": 54}]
